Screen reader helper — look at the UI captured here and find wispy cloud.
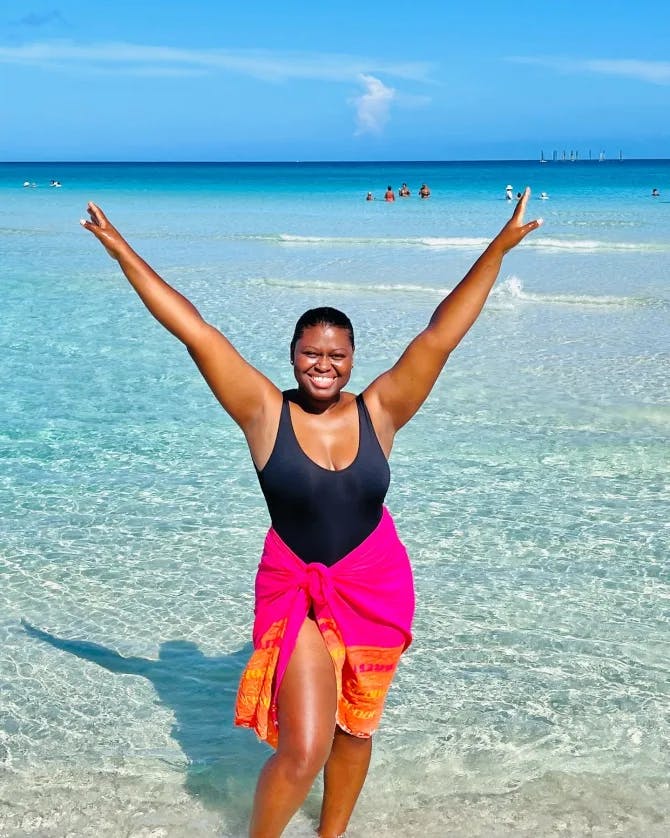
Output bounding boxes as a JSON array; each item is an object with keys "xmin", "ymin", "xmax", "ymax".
[
  {"xmin": 509, "ymin": 55, "xmax": 670, "ymax": 85},
  {"xmin": 0, "ymin": 40, "xmax": 434, "ymax": 84},
  {"xmin": 351, "ymin": 74, "xmax": 396, "ymax": 135},
  {"xmin": 0, "ymin": 40, "xmax": 434, "ymax": 135}
]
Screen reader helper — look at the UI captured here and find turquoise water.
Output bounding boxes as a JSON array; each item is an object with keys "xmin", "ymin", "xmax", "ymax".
[{"xmin": 1, "ymin": 160, "xmax": 669, "ymax": 837}]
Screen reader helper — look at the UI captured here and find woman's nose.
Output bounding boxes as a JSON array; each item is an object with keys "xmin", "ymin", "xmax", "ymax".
[{"xmin": 314, "ymin": 354, "xmax": 331, "ymax": 370}]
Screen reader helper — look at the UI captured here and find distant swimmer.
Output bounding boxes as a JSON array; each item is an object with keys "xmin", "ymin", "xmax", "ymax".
[
  {"xmin": 366, "ymin": 192, "xmax": 375, "ymax": 201},
  {"xmin": 516, "ymin": 192, "xmax": 522, "ymax": 200},
  {"xmin": 418, "ymin": 183, "xmax": 431, "ymax": 199},
  {"xmin": 399, "ymin": 183, "xmax": 410, "ymax": 197},
  {"xmin": 50, "ymin": 180, "xmax": 62, "ymax": 188},
  {"xmin": 384, "ymin": 185, "xmax": 395, "ymax": 202},
  {"xmin": 651, "ymin": 188, "xmax": 660, "ymax": 197},
  {"xmin": 540, "ymin": 191, "xmax": 549, "ymax": 200},
  {"xmin": 505, "ymin": 184, "xmax": 514, "ymax": 201}
]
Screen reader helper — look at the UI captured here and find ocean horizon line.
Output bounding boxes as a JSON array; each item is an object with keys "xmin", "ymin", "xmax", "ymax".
[{"xmin": 4, "ymin": 157, "xmax": 669, "ymax": 166}]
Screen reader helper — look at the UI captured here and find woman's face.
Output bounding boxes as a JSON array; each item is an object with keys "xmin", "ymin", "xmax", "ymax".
[{"xmin": 292, "ymin": 324, "xmax": 354, "ymax": 402}]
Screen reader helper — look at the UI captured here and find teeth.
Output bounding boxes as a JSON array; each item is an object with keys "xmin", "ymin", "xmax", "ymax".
[{"xmin": 311, "ymin": 376, "xmax": 333, "ymax": 386}]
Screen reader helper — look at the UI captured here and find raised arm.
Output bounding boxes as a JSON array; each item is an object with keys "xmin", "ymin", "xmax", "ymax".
[
  {"xmin": 80, "ymin": 202, "xmax": 280, "ymax": 432},
  {"xmin": 365, "ymin": 188, "xmax": 541, "ymax": 437}
]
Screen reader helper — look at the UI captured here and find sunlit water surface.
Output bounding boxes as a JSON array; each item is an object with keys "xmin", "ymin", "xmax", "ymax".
[{"xmin": 1, "ymin": 161, "xmax": 669, "ymax": 836}]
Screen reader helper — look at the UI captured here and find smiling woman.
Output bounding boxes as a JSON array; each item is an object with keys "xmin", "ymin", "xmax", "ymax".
[
  {"xmin": 80, "ymin": 193, "xmax": 540, "ymax": 837},
  {"xmin": 290, "ymin": 308, "xmax": 354, "ymax": 403},
  {"xmin": 256, "ymin": 308, "xmax": 390, "ymax": 565}
]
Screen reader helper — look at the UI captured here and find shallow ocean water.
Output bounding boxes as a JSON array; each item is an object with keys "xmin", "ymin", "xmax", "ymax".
[{"xmin": 1, "ymin": 160, "xmax": 669, "ymax": 836}]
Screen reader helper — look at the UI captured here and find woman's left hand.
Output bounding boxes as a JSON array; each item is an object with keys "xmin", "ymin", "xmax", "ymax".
[
  {"xmin": 495, "ymin": 187, "xmax": 543, "ymax": 254},
  {"xmin": 80, "ymin": 202, "xmax": 129, "ymax": 261}
]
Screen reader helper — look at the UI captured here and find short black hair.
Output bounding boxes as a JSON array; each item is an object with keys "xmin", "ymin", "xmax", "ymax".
[{"xmin": 290, "ymin": 307, "xmax": 355, "ymax": 360}]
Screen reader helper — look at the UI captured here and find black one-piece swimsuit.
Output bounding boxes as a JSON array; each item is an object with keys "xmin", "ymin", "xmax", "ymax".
[{"xmin": 256, "ymin": 393, "xmax": 390, "ymax": 566}]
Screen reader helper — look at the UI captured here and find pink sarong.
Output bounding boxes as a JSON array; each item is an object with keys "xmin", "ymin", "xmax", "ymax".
[{"xmin": 234, "ymin": 507, "xmax": 415, "ymax": 747}]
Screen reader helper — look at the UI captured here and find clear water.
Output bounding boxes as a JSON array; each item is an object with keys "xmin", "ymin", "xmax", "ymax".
[{"xmin": 1, "ymin": 160, "xmax": 669, "ymax": 837}]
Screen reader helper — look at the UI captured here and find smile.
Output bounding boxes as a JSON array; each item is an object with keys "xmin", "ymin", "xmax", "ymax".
[{"xmin": 308, "ymin": 375, "xmax": 336, "ymax": 388}]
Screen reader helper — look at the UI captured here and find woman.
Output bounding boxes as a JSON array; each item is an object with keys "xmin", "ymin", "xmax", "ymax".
[{"xmin": 81, "ymin": 191, "xmax": 541, "ymax": 837}]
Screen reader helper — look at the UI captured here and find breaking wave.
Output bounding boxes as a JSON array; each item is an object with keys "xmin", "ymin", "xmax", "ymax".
[
  {"xmin": 237, "ymin": 232, "xmax": 670, "ymax": 253},
  {"xmin": 259, "ymin": 275, "xmax": 654, "ymax": 307}
]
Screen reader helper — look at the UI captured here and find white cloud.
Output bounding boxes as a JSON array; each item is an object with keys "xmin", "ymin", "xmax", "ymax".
[
  {"xmin": 584, "ymin": 59, "xmax": 670, "ymax": 85},
  {"xmin": 0, "ymin": 40, "xmax": 433, "ymax": 136},
  {"xmin": 509, "ymin": 55, "xmax": 670, "ymax": 85},
  {"xmin": 0, "ymin": 41, "xmax": 433, "ymax": 84},
  {"xmin": 351, "ymin": 74, "xmax": 396, "ymax": 135}
]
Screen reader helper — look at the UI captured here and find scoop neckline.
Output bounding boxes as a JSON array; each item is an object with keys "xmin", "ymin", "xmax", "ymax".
[{"xmin": 286, "ymin": 397, "xmax": 361, "ymax": 473}]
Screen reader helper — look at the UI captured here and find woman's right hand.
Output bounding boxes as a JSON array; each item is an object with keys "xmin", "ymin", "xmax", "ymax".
[{"xmin": 80, "ymin": 202, "xmax": 129, "ymax": 260}]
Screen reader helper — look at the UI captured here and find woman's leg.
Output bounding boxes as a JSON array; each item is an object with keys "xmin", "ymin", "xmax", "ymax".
[
  {"xmin": 249, "ymin": 618, "xmax": 337, "ymax": 838},
  {"xmin": 318, "ymin": 728, "xmax": 373, "ymax": 838}
]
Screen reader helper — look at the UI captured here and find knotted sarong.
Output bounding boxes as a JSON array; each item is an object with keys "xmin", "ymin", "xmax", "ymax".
[{"xmin": 234, "ymin": 507, "xmax": 415, "ymax": 747}]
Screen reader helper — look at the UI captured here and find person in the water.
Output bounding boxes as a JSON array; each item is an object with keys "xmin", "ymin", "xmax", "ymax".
[{"xmin": 81, "ymin": 190, "xmax": 541, "ymax": 837}]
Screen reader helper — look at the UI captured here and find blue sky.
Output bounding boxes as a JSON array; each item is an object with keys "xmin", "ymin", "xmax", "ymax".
[{"xmin": 2, "ymin": 1, "xmax": 669, "ymax": 161}]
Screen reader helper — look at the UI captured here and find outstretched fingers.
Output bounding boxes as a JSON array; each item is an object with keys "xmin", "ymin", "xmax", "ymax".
[
  {"xmin": 82, "ymin": 201, "xmax": 107, "ymax": 229},
  {"xmin": 80, "ymin": 202, "xmax": 124, "ymax": 259},
  {"xmin": 512, "ymin": 186, "xmax": 530, "ymax": 220},
  {"xmin": 521, "ymin": 217, "xmax": 543, "ymax": 236},
  {"xmin": 501, "ymin": 187, "xmax": 543, "ymax": 250}
]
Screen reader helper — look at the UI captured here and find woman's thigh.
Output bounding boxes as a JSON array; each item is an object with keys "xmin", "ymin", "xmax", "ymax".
[{"xmin": 276, "ymin": 617, "xmax": 337, "ymax": 764}]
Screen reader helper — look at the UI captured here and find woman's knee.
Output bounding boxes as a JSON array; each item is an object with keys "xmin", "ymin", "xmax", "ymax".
[{"xmin": 277, "ymin": 732, "xmax": 334, "ymax": 785}]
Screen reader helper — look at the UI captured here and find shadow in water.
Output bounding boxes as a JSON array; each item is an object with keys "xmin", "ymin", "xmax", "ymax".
[{"xmin": 21, "ymin": 619, "xmax": 268, "ymax": 830}]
